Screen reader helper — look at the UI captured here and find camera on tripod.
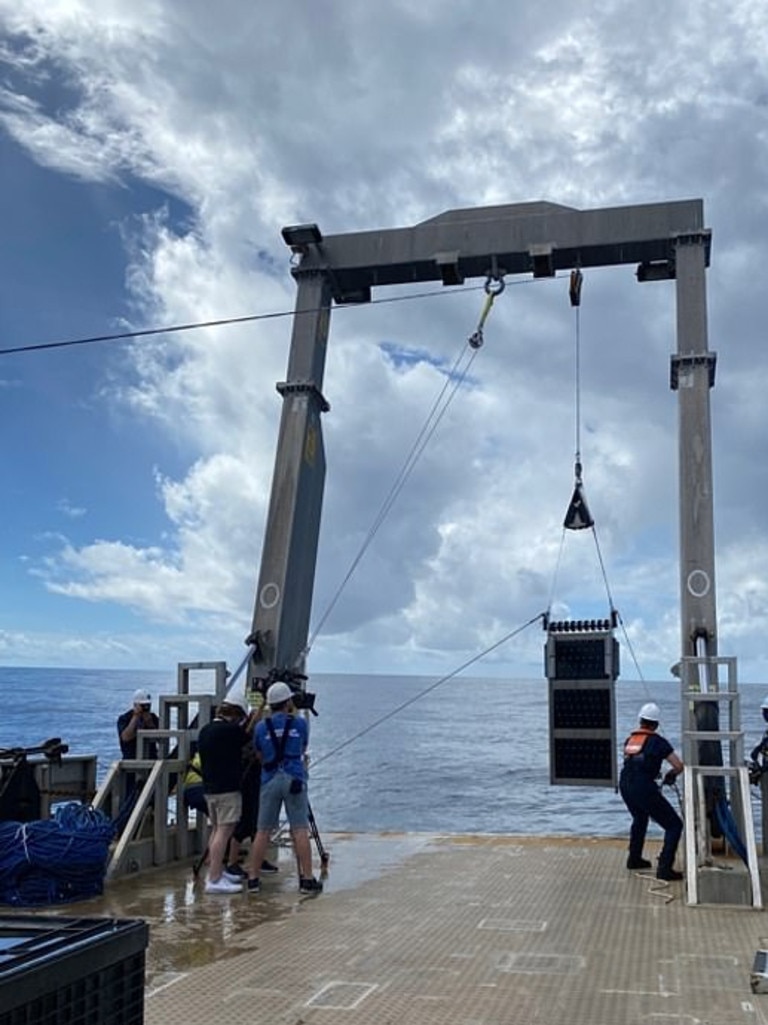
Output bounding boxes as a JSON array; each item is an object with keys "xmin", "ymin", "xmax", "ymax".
[
  {"xmin": 257, "ymin": 667, "xmax": 318, "ymax": 716},
  {"xmin": 289, "ymin": 688, "xmax": 317, "ymax": 715}
]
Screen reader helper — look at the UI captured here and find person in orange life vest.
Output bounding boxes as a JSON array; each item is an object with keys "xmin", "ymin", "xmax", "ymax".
[{"xmin": 619, "ymin": 702, "xmax": 684, "ymax": 880}]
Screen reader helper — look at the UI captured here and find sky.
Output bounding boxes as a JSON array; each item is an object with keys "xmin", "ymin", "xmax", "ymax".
[{"xmin": 0, "ymin": 1, "xmax": 767, "ymax": 685}]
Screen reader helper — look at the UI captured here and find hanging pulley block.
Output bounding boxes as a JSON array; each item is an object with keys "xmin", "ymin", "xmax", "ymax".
[{"xmin": 563, "ymin": 480, "xmax": 594, "ymax": 530}]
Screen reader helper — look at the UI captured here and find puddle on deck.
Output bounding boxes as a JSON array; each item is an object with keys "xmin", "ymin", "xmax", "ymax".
[{"xmin": 45, "ymin": 831, "xmax": 435, "ymax": 993}]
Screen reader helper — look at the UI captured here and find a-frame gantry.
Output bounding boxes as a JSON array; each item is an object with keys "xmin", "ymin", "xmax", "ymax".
[{"xmin": 244, "ymin": 198, "xmax": 716, "ymax": 689}]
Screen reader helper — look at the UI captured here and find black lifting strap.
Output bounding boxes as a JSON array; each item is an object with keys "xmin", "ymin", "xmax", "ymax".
[{"xmin": 263, "ymin": 715, "xmax": 293, "ymax": 772}]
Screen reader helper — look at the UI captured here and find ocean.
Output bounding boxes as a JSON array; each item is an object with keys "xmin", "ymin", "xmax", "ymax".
[{"xmin": 2, "ymin": 666, "xmax": 766, "ymax": 840}]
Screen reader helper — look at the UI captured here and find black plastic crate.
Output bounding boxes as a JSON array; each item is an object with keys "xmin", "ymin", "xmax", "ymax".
[{"xmin": 0, "ymin": 915, "xmax": 148, "ymax": 1025}]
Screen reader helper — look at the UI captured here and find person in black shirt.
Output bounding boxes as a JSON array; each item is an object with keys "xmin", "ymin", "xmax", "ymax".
[
  {"xmin": 748, "ymin": 694, "xmax": 768, "ymax": 780},
  {"xmin": 197, "ymin": 695, "xmax": 252, "ymax": 894},
  {"xmin": 116, "ymin": 689, "xmax": 160, "ymax": 760},
  {"xmin": 619, "ymin": 702, "xmax": 685, "ymax": 880}
]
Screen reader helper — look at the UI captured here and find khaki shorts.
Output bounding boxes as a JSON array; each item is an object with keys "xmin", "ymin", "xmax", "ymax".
[{"xmin": 206, "ymin": 791, "xmax": 242, "ymax": 826}]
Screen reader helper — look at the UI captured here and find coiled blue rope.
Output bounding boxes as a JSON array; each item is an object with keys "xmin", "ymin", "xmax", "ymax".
[{"xmin": 0, "ymin": 802, "xmax": 115, "ymax": 907}]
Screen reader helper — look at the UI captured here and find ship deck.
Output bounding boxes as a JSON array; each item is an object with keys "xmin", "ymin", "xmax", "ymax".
[{"xmin": 67, "ymin": 832, "xmax": 768, "ymax": 1024}]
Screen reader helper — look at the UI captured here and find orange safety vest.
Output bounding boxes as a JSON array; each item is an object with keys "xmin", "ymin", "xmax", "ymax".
[{"xmin": 623, "ymin": 727, "xmax": 655, "ymax": 759}]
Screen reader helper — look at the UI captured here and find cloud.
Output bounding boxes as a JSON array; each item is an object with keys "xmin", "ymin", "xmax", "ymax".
[
  {"xmin": 1, "ymin": 1, "xmax": 768, "ymax": 680},
  {"xmin": 36, "ymin": 454, "xmax": 265, "ymax": 624},
  {"xmin": 56, "ymin": 499, "xmax": 86, "ymax": 518}
]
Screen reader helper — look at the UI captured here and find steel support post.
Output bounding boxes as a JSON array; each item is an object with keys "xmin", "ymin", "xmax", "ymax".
[
  {"xmin": 673, "ymin": 234, "xmax": 723, "ymax": 845},
  {"xmin": 247, "ymin": 272, "xmax": 332, "ymax": 690},
  {"xmin": 674, "ymin": 235, "xmax": 718, "ymax": 657}
]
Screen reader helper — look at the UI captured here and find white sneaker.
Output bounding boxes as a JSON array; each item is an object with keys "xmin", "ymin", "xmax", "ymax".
[
  {"xmin": 205, "ymin": 876, "xmax": 242, "ymax": 894},
  {"xmin": 222, "ymin": 869, "xmax": 244, "ymax": 883}
]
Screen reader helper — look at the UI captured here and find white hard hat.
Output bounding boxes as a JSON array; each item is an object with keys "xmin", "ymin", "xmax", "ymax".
[
  {"xmin": 266, "ymin": 681, "xmax": 293, "ymax": 706},
  {"xmin": 639, "ymin": 702, "xmax": 661, "ymax": 723},
  {"xmin": 133, "ymin": 689, "xmax": 151, "ymax": 704},
  {"xmin": 760, "ymin": 695, "xmax": 768, "ymax": 711},
  {"xmin": 222, "ymin": 690, "xmax": 248, "ymax": 715}
]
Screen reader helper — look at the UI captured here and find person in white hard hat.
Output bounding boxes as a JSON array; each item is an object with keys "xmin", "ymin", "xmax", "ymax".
[
  {"xmin": 244, "ymin": 680, "xmax": 322, "ymax": 896},
  {"xmin": 619, "ymin": 702, "xmax": 685, "ymax": 880},
  {"xmin": 748, "ymin": 695, "xmax": 768, "ymax": 783},
  {"xmin": 117, "ymin": 688, "xmax": 160, "ymax": 760},
  {"xmin": 197, "ymin": 693, "xmax": 254, "ymax": 894}
]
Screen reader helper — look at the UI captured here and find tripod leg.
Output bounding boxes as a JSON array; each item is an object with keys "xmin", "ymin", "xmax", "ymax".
[
  {"xmin": 307, "ymin": 802, "xmax": 329, "ymax": 866},
  {"xmin": 193, "ymin": 844, "xmax": 209, "ymax": 878}
]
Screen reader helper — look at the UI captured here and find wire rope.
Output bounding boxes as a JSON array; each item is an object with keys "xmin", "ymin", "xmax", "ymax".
[
  {"xmin": 0, "ymin": 285, "xmax": 487, "ymax": 356},
  {"xmin": 309, "ymin": 611, "xmax": 544, "ymax": 770},
  {"xmin": 590, "ymin": 526, "xmax": 649, "ymax": 687},
  {"xmin": 574, "ymin": 301, "xmax": 582, "ymax": 474},
  {"xmin": 0, "ymin": 270, "xmax": 563, "ymax": 359},
  {"xmin": 0, "ymin": 279, "xmax": 530, "ymax": 358},
  {"xmin": 547, "ymin": 272, "xmax": 653, "ymax": 691},
  {"xmin": 546, "ymin": 530, "xmax": 568, "ymax": 615},
  {"xmin": 307, "ymin": 340, "xmax": 481, "ymax": 650}
]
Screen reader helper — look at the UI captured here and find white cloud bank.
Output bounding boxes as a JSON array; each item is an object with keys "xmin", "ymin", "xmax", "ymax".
[{"xmin": 1, "ymin": 0, "xmax": 768, "ymax": 680}]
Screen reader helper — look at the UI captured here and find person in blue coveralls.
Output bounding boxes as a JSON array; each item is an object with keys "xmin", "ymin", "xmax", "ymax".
[
  {"xmin": 619, "ymin": 702, "xmax": 685, "ymax": 880},
  {"xmin": 244, "ymin": 680, "xmax": 323, "ymax": 896}
]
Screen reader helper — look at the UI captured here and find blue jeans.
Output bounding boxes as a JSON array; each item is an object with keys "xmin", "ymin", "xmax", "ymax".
[{"xmin": 257, "ymin": 770, "xmax": 309, "ymax": 830}]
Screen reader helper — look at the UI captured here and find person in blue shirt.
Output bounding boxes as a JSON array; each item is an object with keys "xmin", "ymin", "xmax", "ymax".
[
  {"xmin": 245, "ymin": 681, "xmax": 322, "ymax": 895},
  {"xmin": 619, "ymin": 702, "xmax": 685, "ymax": 880}
]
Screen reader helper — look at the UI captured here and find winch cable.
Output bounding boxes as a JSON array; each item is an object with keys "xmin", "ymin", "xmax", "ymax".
[
  {"xmin": 309, "ymin": 610, "xmax": 544, "ymax": 772},
  {"xmin": 548, "ymin": 269, "xmax": 648, "ymax": 687},
  {"xmin": 545, "ymin": 530, "xmax": 568, "ymax": 616},
  {"xmin": 0, "ymin": 281, "xmax": 498, "ymax": 357},
  {"xmin": 546, "ymin": 268, "xmax": 600, "ymax": 615},
  {"xmin": 561, "ymin": 268, "xmax": 595, "ymax": 537},
  {"xmin": 547, "ymin": 528, "xmax": 646, "ymax": 687},
  {"xmin": 573, "ymin": 268, "xmax": 584, "ymax": 503},
  {"xmin": 306, "ymin": 342, "xmax": 478, "ymax": 651},
  {"xmin": 589, "ymin": 525, "xmax": 648, "ymax": 686},
  {"xmin": 305, "ymin": 275, "xmax": 506, "ymax": 655}
]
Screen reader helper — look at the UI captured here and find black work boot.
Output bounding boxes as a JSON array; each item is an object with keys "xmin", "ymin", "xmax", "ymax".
[
  {"xmin": 656, "ymin": 865, "xmax": 684, "ymax": 881},
  {"xmin": 626, "ymin": 857, "xmax": 652, "ymax": 869}
]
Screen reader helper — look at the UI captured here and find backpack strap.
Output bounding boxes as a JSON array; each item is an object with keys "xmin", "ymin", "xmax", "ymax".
[{"xmin": 263, "ymin": 715, "xmax": 293, "ymax": 771}]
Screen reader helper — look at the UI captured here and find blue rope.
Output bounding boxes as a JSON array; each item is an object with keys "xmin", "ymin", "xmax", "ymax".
[
  {"xmin": 0, "ymin": 803, "xmax": 115, "ymax": 907},
  {"xmin": 714, "ymin": 796, "xmax": 749, "ymax": 865},
  {"xmin": 111, "ymin": 787, "xmax": 139, "ymax": 835}
]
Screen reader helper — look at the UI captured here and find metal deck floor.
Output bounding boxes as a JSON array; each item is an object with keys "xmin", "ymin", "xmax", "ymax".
[{"xmin": 75, "ymin": 833, "xmax": 768, "ymax": 1024}]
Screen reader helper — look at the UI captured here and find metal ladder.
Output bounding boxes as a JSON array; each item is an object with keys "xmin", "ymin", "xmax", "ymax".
[
  {"xmin": 679, "ymin": 655, "xmax": 762, "ymax": 907},
  {"xmin": 94, "ymin": 661, "xmax": 228, "ymax": 879}
]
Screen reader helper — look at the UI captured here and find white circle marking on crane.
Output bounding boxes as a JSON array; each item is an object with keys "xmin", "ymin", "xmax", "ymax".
[
  {"xmin": 686, "ymin": 569, "xmax": 710, "ymax": 598},
  {"xmin": 260, "ymin": 582, "xmax": 281, "ymax": 609}
]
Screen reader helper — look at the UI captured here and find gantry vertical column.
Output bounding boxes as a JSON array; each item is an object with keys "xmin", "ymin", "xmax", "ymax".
[
  {"xmin": 247, "ymin": 271, "xmax": 332, "ymax": 690},
  {"xmin": 673, "ymin": 234, "xmax": 718, "ymax": 657}
]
